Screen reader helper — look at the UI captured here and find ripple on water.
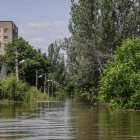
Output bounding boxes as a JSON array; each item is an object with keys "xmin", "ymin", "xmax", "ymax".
[{"xmin": 0, "ymin": 100, "xmax": 140, "ymax": 139}]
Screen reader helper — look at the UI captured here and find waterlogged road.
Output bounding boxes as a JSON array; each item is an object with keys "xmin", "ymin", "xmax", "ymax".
[{"xmin": 0, "ymin": 97, "xmax": 140, "ymax": 140}]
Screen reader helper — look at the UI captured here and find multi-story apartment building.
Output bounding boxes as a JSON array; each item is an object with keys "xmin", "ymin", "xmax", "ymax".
[{"xmin": 0, "ymin": 21, "xmax": 18, "ymax": 55}]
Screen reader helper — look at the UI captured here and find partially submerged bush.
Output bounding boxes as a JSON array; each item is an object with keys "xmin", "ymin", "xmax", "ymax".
[
  {"xmin": 99, "ymin": 38, "xmax": 140, "ymax": 109},
  {"xmin": 73, "ymin": 85, "xmax": 99, "ymax": 103},
  {"xmin": 0, "ymin": 74, "xmax": 49, "ymax": 102}
]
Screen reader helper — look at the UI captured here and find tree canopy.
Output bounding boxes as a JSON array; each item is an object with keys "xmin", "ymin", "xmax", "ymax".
[
  {"xmin": 63, "ymin": 0, "xmax": 140, "ymax": 91},
  {"xmin": 99, "ymin": 38, "xmax": 140, "ymax": 109},
  {"xmin": 0, "ymin": 37, "xmax": 50, "ymax": 88}
]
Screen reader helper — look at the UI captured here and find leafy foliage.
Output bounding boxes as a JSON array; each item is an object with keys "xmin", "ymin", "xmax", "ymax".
[
  {"xmin": 47, "ymin": 41, "xmax": 67, "ymax": 93},
  {"xmin": 72, "ymin": 85, "xmax": 99, "ymax": 103},
  {"xmin": 62, "ymin": 0, "xmax": 140, "ymax": 92},
  {"xmin": 99, "ymin": 38, "xmax": 140, "ymax": 109},
  {"xmin": 0, "ymin": 37, "xmax": 50, "ymax": 88},
  {"xmin": 0, "ymin": 74, "xmax": 49, "ymax": 102}
]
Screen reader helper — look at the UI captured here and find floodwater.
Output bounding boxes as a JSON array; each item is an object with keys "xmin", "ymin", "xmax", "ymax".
[{"xmin": 0, "ymin": 95, "xmax": 140, "ymax": 140}]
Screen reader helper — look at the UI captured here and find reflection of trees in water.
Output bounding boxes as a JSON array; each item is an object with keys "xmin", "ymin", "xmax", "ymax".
[
  {"xmin": 69, "ymin": 101, "xmax": 100, "ymax": 140},
  {"xmin": 99, "ymin": 106, "xmax": 140, "ymax": 139},
  {"xmin": 1, "ymin": 100, "xmax": 139, "ymax": 139},
  {"xmin": 0, "ymin": 100, "xmax": 72, "ymax": 139},
  {"xmin": 0, "ymin": 102, "xmax": 38, "ymax": 118},
  {"xmin": 0, "ymin": 101, "xmax": 67, "ymax": 119}
]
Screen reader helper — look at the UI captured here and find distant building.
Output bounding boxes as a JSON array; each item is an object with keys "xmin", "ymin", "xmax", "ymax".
[{"xmin": 0, "ymin": 21, "xmax": 18, "ymax": 55}]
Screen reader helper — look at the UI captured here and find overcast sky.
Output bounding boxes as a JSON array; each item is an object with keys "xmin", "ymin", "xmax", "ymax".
[{"xmin": 0, "ymin": 0, "xmax": 71, "ymax": 52}]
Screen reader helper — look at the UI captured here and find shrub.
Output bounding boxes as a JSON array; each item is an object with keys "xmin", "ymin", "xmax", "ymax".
[
  {"xmin": 99, "ymin": 38, "xmax": 140, "ymax": 109},
  {"xmin": 73, "ymin": 86, "xmax": 99, "ymax": 103},
  {"xmin": 0, "ymin": 74, "xmax": 49, "ymax": 102}
]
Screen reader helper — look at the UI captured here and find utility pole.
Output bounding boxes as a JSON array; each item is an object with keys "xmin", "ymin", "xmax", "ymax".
[
  {"xmin": 36, "ymin": 69, "xmax": 38, "ymax": 89},
  {"xmin": 15, "ymin": 48, "xmax": 19, "ymax": 81},
  {"xmin": 48, "ymin": 80, "xmax": 50, "ymax": 96},
  {"xmin": 44, "ymin": 73, "xmax": 46, "ymax": 93},
  {"xmin": 111, "ymin": 47, "xmax": 113, "ymax": 62},
  {"xmin": 52, "ymin": 81, "xmax": 53, "ymax": 97}
]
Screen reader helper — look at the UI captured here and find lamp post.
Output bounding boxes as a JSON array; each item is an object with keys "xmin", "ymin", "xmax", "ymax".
[
  {"xmin": 50, "ymin": 80, "xmax": 53, "ymax": 96},
  {"xmin": 47, "ymin": 80, "xmax": 50, "ymax": 96},
  {"xmin": 17, "ymin": 59, "xmax": 26, "ymax": 81},
  {"xmin": 52, "ymin": 81, "xmax": 54, "ymax": 96},
  {"xmin": 15, "ymin": 48, "xmax": 19, "ymax": 81},
  {"xmin": 38, "ymin": 72, "xmax": 47, "ymax": 93},
  {"xmin": 50, "ymin": 80, "xmax": 53, "ymax": 95},
  {"xmin": 44, "ymin": 73, "xmax": 46, "ymax": 93}
]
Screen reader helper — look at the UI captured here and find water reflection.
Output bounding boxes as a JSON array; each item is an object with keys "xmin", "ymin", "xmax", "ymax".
[
  {"xmin": 99, "ymin": 106, "xmax": 140, "ymax": 139},
  {"xmin": 0, "ymin": 99, "xmax": 74, "ymax": 140},
  {"xmin": 0, "ymin": 98, "xmax": 140, "ymax": 140}
]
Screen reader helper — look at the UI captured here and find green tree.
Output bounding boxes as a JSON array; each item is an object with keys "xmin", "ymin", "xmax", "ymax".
[
  {"xmin": 99, "ymin": 38, "xmax": 140, "ymax": 109},
  {"xmin": 1, "ymin": 37, "xmax": 50, "ymax": 88},
  {"xmin": 99, "ymin": 0, "xmax": 140, "ymax": 53},
  {"xmin": 47, "ymin": 41, "xmax": 67, "ymax": 92},
  {"xmin": 65, "ymin": 0, "xmax": 140, "ymax": 91}
]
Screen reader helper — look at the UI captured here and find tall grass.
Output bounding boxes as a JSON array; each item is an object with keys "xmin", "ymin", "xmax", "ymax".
[{"xmin": 0, "ymin": 74, "xmax": 49, "ymax": 102}]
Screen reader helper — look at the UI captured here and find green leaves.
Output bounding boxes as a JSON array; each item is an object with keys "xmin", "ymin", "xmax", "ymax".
[
  {"xmin": 0, "ymin": 74, "xmax": 49, "ymax": 102},
  {"xmin": 1, "ymin": 37, "xmax": 50, "ymax": 87},
  {"xmin": 99, "ymin": 38, "xmax": 140, "ymax": 109}
]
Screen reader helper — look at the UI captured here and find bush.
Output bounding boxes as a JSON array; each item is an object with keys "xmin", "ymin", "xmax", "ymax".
[
  {"xmin": 56, "ymin": 84, "xmax": 65, "ymax": 93},
  {"xmin": 99, "ymin": 38, "xmax": 140, "ymax": 109},
  {"xmin": 0, "ymin": 74, "xmax": 49, "ymax": 102},
  {"xmin": 65, "ymin": 77, "xmax": 74, "ymax": 93},
  {"xmin": 73, "ymin": 85, "xmax": 99, "ymax": 103}
]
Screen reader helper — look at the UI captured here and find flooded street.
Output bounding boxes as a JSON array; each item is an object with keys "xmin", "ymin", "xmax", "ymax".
[{"xmin": 0, "ymin": 96, "xmax": 140, "ymax": 140}]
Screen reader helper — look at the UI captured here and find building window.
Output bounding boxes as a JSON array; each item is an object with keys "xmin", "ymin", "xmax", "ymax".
[
  {"xmin": 5, "ymin": 44, "xmax": 7, "ymax": 47},
  {"xmin": 4, "ymin": 29, "xmax": 8, "ymax": 33},
  {"xmin": 4, "ymin": 36, "xmax": 8, "ymax": 40},
  {"xmin": 0, "ymin": 29, "xmax": 1, "ymax": 33},
  {"xmin": 0, "ymin": 51, "xmax": 1, "ymax": 55},
  {"xmin": 0, "ymin": 36, "xmax": 1, "ymax": 40},
  {"xmin": 0, "ymin": 43, "xmax": 1, "ymax": 48},
  {"xmin": 4, "ymin": 51, "xmax": 6, "ymax": 54}
]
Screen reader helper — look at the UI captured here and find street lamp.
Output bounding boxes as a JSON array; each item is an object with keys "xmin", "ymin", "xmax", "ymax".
[
  {"xmin": 38, "ymin": 75, "xmax": 43, "ymax": 78},
  {"xmin": 19, "ymin": 59, "xmax": 25, "ymax": 64},
  {"xmin": 17, "ymin": 59, "xmax": 26, "ymax": 81}
]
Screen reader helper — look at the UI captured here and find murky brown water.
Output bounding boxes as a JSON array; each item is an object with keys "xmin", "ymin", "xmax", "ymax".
[{"xmin": 0, "ymin": 97, "xmax": 140, "ymax": 140}]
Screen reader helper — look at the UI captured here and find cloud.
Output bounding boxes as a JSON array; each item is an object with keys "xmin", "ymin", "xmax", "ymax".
[
  {"xmin": 50, "ymin": 35, "xmax": 63, "ymax": 39},
  {"xmin": 54, "ymin": 21, "xmax": 68, "ymax": 28},
  {"xmin": 27, "ymin": 22, "xmax": 51, "ymax": 28},
  {"xmin": 29, "ymin": 37, "xmax": 48, "ymax": 43},
  {"xmin": 18, "ymin": 21, "xmax": 71, "ymax": 46}
]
